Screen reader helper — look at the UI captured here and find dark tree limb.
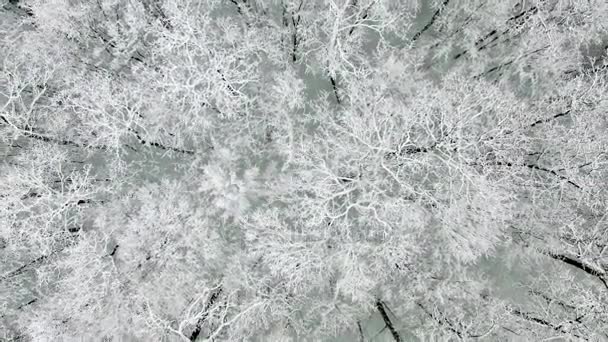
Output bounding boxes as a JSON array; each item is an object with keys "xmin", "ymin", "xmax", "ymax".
[
  {"xmin": 412, "ymin": 0, "xmax": 450, "ymax": 42},
  {"xmin": 324, "ymin": 0, "xmax": 374, "ymax": 106},
  {"xmin": 0, "ymin": 244, "xmax": 71, "ymax": 283},
  {"xmin": 473, "ymin": 59, "xmax": 514, "ymax": 79},
  {"xmin": 510, "ymin": 308, "xmax": 589, "ymax": 340},
  {"xmin": 149, "ymin": 3, "xmax": 172, "ymax": 30},
  {"xmin": 348, "ymin": 0, "xmax": 374, "ymax": 36},
  {"xmin": 417, "ymin": 302, "xmax": 464, "ymax": 339},
  {"xmin": 215, "ymin": 69, "xmax": 240, "ymax": 97},
  {"xmin": 483, "ymin": 160, "xmax": 582, "ymax": 190},
  {"xmin": 189, "ymin": 287, "xmax": 224, "ymax": 341},
  {"xmin": 290, "ymin": 0, "xmax": 303, "ymax": 62},
  {"xmin": 527, "ymin": 289, "xmax": 577, "ymax": 312},
  {"xmin": 1, "ymin": 114, "xmax": 110, "ymax": 150},
  {"xmin": 473, "ymin": 44, "xmax": 548, "ymax": 79},
  {"xmin": 546, "ymin": 252, "xmax": 608, "ymax": 290},
  {"xmin": 0, "ymin": 255, "xmax": 48, "ymax": 283},
  {"xmin": 330, "ymin": 75, "xmax": 341, "ymax": 104},
  {"xmin": 107, "ymin": 244, "xmax": 119, "ymax": 257},
  {"xmin": 376, "ymin": 301, "xmax": 401, "ymax": 342},
  {"xmin": 522, "ymin": 163, "xmax": 582, "ymax": 190},
  {"xmin": 128, "ymin": 128, "xmax": 195, "ymax": 155},
  {"xmin": 429, "ymin": 2, "xmax": 486, "ymax": 50},
  {"xmin": 511, "ymin": 309, "xmax": 555, "ymax": 329},
  {"xmin": 530, "ymin": 109, "xmax": 571, "ymax": 127},
  {"xmin": 357, "ymin": 320, "xmax": 366, "ymax": 342},
  {"xmin": 16, "ymin": 298, "xmax": 38, "ymax": 312},
  {"xmin": 22, "ymin": 130, "xmax": 99, "ymax": 149},
  {"xmin": 454, "ymin": 6, "xmax": 538, "ymax": 60},
  {"xmin": 3, "ymin": 0, "xmax": 34, "ymax": 17},
  {"xmin": 229, "ymin": 0, "xmax": 244, "ymax": 16}
]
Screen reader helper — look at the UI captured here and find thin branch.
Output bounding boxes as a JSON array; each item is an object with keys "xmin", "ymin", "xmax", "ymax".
[
  {"xmin": 128, "ymin": 128, "xmax": 194, "ymax": 155},
  {"xmin": 484, "ymin": 160, "xmax": 582, "ymax": 190},
  {"xmin": 417, "ymin": 302, "xmax": 464, "ymax": 339},
  {"xmin": 0, "ymin": 255, "xmax": 48, "ymax": 283},
  {"xmin": 511, "ymin": 309, "xmax": 556, "ymax": 329},
  {"xmin": 215, "ymin": 69, "xmax": 240, "ymax": 97},
  {"xmin": 1, "ymin": 115, "xmax": 109, "ymax": 150},
  {"xmin": 510, "ymin": 308, "xmax": 589, "ymax": 340},
  {"xmin": 348, "ymin": 0, "xmax": 374, "ymax": 36},
  {"xmin": 0, "ymin": 245, "xmax": 69, "ymax": 284},
  {"xmin": 430, "ymin": 2, "xmax": 486, "ymax": 50},
  {"xmin": 523, "ymin": 163, "xmax": 582, "ymax": 190},
  {"xmin": 527, "ymin": 289, "xmax": 577, "ymax": 312},
  {"xmin": 357, "ymin": 320, "xmax": 366, "ymax": 342},
  {"xmin": 454, "ymin": 6, "xmax": 538, "ymax": 60},
  {"xmin": 530, "ymin": 109, "xmax": 571, "ymax": 127},
  {"xmin": 473, "ymin": 44, "xmax": 549, "ymax": 80}
]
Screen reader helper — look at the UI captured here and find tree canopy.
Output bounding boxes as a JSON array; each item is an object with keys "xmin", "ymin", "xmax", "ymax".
[{"xmin": 1, "ymin": 0, "xmax": 608, "ymax": 341}]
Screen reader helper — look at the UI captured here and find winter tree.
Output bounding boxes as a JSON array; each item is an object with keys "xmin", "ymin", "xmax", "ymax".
[{"xmin": 1, "ymin": 0, "xmax": 608, "ymax": 341}]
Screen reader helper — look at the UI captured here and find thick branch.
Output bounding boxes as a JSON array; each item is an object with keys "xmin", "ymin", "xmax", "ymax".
[
  {"xmin": 188, "ymin": 287, "xmax": 224, "ymax": 341},
  {"xmin": 511, "ymin": 309, "xmax": 556, "ymax": 329},
  {"xmin": 229, "ymin": 0, "xmax": 244, "ymax": 16},
  {"xmin": 329, "ymin": 75, "xmax": 341, "ymax": 104},
  {"xmin": 412, "ymin": 0, "xmax": 450, "ymax": 42},
  {"xmin": 546, "ymin": 252, "xmax": 608, "ymax": 290},
  {"xmin": 290, "ymin": 1, "xmax": 303, "ymax": 62},
  {"xmin": 376, "ymin": 301, "xmax": 401, "ymax": 342}
]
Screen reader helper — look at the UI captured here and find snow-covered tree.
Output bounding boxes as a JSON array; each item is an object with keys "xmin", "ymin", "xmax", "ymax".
[{"xmin": 2, "ymin": 0, "xmax": 608, "ymax": 341}]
